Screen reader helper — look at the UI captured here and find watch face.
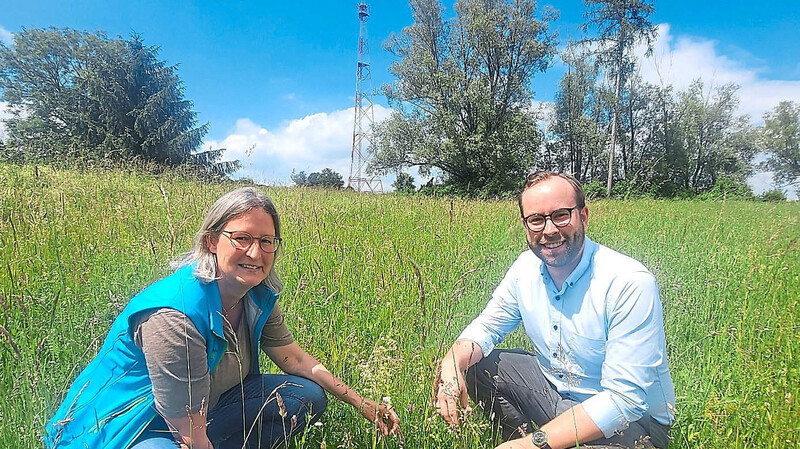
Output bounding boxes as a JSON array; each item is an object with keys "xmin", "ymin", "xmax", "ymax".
[{"xmin": 532, "ymin": 430, "xmax": 547, "ymax": 446}]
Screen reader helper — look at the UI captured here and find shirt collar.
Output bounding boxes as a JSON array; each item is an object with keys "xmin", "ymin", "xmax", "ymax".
[
  {"xmin": 567, "ymin": 236, "xmax": 598, "ymax": 286},
  {"xmin": 537, "ymin": 236, "xmax": 598, "ymax": 288}
]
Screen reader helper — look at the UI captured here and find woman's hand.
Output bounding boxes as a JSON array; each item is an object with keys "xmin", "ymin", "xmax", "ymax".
[
  {"xmin": 177, "ymin": 443, "xmax": 213, "ymax": 449},
  {"xmin": 167, "ymin": 414, "xmax": 214, "ymax": 449},
  {"xmin": 359, "ymin": 398, "xmax": 401, "ymax": 437},
  {"xmin": 265, "ymin": 343, "xmax": 402, "ymax": 438}
]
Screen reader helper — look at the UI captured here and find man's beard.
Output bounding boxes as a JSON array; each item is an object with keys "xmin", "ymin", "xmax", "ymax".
[{"xmin": 527, "ymin": 225, "xmax": 586, "ymax": 269}]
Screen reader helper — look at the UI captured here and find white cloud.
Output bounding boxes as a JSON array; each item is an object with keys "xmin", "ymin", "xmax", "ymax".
[
  {"xmin": 635, "ymin": 23, "xmax": 800, "ymax": 122},
  {"xmin": 0, "ymin": 26, "xmax": 13, "ymax": 46},
  {"xmin": 203, "ymin": 104, "xmax": 392, "ymax": 186}
]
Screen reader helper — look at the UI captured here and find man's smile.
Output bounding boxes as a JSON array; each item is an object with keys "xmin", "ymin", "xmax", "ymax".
[{"xmin": 541, "ymin": 240, "xmax": 565, "ymax": 249}]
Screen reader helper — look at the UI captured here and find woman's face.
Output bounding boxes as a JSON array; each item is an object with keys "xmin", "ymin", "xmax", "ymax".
[{"xmin": 207, "ymin": 207, "xmax": 276, "ymax": 296}]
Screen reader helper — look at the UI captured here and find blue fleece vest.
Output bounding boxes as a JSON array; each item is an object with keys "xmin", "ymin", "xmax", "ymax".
[{"xmin": 43, "ymin": 264, "xmax": 278, "ymax": 449}]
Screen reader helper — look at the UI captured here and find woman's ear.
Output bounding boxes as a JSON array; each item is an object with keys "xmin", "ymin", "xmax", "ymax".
[{"xmin": 206, "ymin": 234, "xmax": 219, "ymax": 254}]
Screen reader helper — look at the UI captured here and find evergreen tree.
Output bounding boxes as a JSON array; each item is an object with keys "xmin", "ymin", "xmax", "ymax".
[{"xmin": 0, "ymin": 27, "xmax": 237, "ymax": 176}]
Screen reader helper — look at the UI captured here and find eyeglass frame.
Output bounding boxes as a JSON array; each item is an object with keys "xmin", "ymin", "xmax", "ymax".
[
  {"xmin": 220, "ymin": 230, "xmax": 282, "ymax": 253},
  {"xmin": 522, "ymin": 206, "xmax": 581, "ymax": 232}
]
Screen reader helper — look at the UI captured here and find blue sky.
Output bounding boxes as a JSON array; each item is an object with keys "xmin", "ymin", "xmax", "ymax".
[{"xmin": 2, "ymin": 0, "xmax": 799, "ymax": 195}]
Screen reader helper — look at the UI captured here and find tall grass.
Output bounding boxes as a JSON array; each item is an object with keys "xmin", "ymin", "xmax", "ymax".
[{"xmin": 0, "ymin": 164, "xmax": 797, "ymax": 448}]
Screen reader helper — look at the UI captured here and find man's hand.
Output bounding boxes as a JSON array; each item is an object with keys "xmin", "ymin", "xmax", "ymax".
[
  {"xmin": 434, "ymin": 354, "xmax": 472, "ymax": 426},
  {"xmin": 494, "ymin": 438, "xmax": 534, "ymax": 449}
]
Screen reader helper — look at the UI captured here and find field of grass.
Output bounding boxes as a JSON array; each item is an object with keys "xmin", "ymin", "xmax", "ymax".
[{"xmin": 0, "ymin": 163, "xmax": 798, "ymax": 448}]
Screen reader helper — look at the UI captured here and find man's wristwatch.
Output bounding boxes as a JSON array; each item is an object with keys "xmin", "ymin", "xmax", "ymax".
[{"xmin": 531, "ymin": 429, "xmax": 551, "ymax": 449}]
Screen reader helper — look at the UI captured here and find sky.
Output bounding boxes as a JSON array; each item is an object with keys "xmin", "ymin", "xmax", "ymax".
[{"xmin": 2, "ymin": 0, "xmax": 799, "ymax": 196}]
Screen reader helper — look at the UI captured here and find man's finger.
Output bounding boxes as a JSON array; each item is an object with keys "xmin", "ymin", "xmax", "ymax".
[{"xmin": 445, "ymin": 397, "xmax": 459, "ymax": 426}]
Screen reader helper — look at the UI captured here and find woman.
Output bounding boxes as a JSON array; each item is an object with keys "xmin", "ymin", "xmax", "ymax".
[{"xmin": 45, "ymin": 187, "xmax": 400, "ymax": 448}]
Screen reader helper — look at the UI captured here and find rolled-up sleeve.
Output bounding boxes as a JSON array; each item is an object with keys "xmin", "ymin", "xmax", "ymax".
[
  {"xmin": 134, "ymin": 308, "xmax": 210, "ymax": 418},
  {"xmin": 582, "ymin": 272, "xmax": 665, "ymax": 437},
  {"xmin": 458, "ymin": 265, "xmax": 523, "ymax": 356}
]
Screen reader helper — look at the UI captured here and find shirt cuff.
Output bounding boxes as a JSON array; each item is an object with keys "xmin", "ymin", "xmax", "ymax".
[
  {"xmin": 581, "ymin": 391, "xmax": 627, "ymax": 438},
  {"xmin": 456, "ymin": 327, "xmax": 497, "ymax": 357}
]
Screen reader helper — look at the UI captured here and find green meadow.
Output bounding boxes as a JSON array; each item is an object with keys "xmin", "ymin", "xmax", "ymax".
[{"xmin": 0, "ymin": 164, "xmax": 798, "ymax": 448}]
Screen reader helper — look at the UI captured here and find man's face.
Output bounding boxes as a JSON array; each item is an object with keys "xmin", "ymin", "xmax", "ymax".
[{"xmin": 520, "ymin": 177, "xmax": 588, "ymax": 271}]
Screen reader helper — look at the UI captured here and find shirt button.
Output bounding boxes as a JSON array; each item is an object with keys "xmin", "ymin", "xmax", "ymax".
[
  {"xmin": 552, "ymin": 352, "xmax": 558, "ymax": 358},
  {"xmin": 553, "ymin": 325, "xmax": 558, "ymax": 330},
  {"xmin": 558, "ymin": 374, "xmax": 564, "ymax": 379},
  {"xmin": 555, "ymin": 295, "xmax": 561, "ymax": 301}
]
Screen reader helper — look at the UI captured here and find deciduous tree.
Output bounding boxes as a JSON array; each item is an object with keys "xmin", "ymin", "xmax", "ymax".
[
  {"xmin": 392, "ymin": 172, "xmax": 416, "ymax": 193},
  {"xmin": 581, "ymin": 0, "xmax": 657, "ymax": 195},
  {"xmin": 291, "ymin": 168, "xmax": 344, "ymax": 189},
  {"xmin": 673, "ymin": 80, "xmax": 756, "ymax": 192},
  {"xmin": 760, "ymin": 101, "xmax": 800, "ymax": 187},
  {"xmin": 374, "ymin": 0, "xmax": 557, "ymax": 196},
  {"xmin": 549, "ymin": 43, "xmax": 606, "ymax": 182}
]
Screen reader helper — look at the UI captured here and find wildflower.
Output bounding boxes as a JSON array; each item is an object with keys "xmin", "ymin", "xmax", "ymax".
[{"xmin": 276, "ymin": 392, "xmax": 287, "ymax": 418}]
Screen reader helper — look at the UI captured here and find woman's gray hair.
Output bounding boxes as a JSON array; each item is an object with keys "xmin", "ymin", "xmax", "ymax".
[{"xmin": 172, "ymin": 187, "xmax": 284, "ymax": 294}]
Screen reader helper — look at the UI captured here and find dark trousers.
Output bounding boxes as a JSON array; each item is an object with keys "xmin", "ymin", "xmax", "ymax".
[
  {"xmin": 132, "ymin": 374, "xmax": 328, "ymax": 449},
  {"xmin": 465, "ymin": 349, "xmax": 670, "ymax": 449}
]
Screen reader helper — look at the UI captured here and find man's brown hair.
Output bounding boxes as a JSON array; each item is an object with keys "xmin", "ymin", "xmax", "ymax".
[{"xmin": 517, "ymin": 171, "xmax": 586, "ymax": 217}]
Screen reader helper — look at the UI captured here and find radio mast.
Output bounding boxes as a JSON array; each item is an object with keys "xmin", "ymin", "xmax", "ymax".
[{"xmin": 347, "ymin": 1, "xmax": 383, "ymax": 192}]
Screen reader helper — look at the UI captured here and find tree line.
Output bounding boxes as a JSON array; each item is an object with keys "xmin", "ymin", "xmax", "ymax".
[
  {"xmin": 373, "ymin": 0, "xmax": 799, "ymax": 199},
  {"xmin": 1, "ymin": 3, "xmax": 797, "ymax": 198},
  {"xmin": 0, "ymin": 27, "xmax": 237, "ymax": 178}
]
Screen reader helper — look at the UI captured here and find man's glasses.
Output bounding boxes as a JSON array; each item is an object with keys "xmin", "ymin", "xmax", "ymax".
[
  {"xmin": 221, "ymin": 231, "xmax": 282, "ymax": 253},
  {"xmin": 523, "ymin": 207, "xmax": 579, "ymax": 232}
]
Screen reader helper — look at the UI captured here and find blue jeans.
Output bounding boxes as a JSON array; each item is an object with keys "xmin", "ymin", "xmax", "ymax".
[{"xmin": 132, "ymin": 374, "xmax": 328, "ymax": 449}]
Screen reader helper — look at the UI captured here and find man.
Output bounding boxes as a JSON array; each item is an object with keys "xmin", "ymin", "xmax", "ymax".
[{"xmin": 435, "ymin": 172, "xmax": 675, "ymax": 449}]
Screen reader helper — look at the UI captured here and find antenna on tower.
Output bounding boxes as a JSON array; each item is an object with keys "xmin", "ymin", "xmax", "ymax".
[{"xmin": 348, "ymin": 1, "xmax": 383, "ymax": 193}]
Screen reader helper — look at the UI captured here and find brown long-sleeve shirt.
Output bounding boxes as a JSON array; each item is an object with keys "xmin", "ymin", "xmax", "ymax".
[{"xmin": 133, "ymin": 303, "xmax": 293, "ymax": 418}]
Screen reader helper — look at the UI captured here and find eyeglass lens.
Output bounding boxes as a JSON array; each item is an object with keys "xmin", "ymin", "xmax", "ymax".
[
  {"xmin": 227, "ymin": 231, "xmax": 279, "ymax": 252},
  {"xmin": 527, "ymin": 208, "xmax": 572, "ymax": 230}
]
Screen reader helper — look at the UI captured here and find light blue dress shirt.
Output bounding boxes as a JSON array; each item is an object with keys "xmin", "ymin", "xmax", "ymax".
[{"xmin": 459, "ymin": 237, "xmax": 676, "ymax": 437}]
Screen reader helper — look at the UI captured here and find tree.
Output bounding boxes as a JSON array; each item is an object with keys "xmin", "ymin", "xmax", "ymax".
[
  {"xmin": 673, "ymin": 81, "xmax": 757, "ymax": 193},
  {"xmin": 392, "ymin": 172, "xmax": 416, "ymax": 193},
  {"xmin": 291, "ymin": 168, "xmax": 344, "ymax": 189},
  {"xmin": 291, "ymin": 170, "xmax": 308, "ymax": 186},
  {"xmin": 615, "ymin": 74, "xmax": 679, "ymax": 195},
  {"xmin": 760, "ymin": 101, "xmax": 800, "ymax": 187},
  {"xmin": 758, "ymin": 188, "xmax": 787, "ymax": 202},
  {"xmin": 549, "ymin": 43, "xmax": 607, "ymax": 182},
  {"xmin": 0, "ymin": 27, "xmax": 236, "ymax": 176},
  {"xmin": 314, "ymin": 168, "xmax": 345, "ymax": 189},
  {"xmin": 582, "ymin": 0, "xmax": 657, "ymax": 195},
  {"xmin": 373, "ymin": 0, "xmax": 557, "ymax": 197}
]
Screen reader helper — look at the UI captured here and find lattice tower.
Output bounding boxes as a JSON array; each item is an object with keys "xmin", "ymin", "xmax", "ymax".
[{"xmin": 347, "ymin": 1, "xmax": 383, "ymax": 192}]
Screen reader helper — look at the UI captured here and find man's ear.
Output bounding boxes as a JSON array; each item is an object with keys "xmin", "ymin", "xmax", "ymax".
[{"xmin": 580, "ymin": 206, "xmax": 589, "ymax": 227}]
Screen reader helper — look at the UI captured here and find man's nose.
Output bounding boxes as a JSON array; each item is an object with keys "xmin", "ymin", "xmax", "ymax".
[{"xmin": 542, "ymin": 217, "xmax": 558, "ymax": 234}]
